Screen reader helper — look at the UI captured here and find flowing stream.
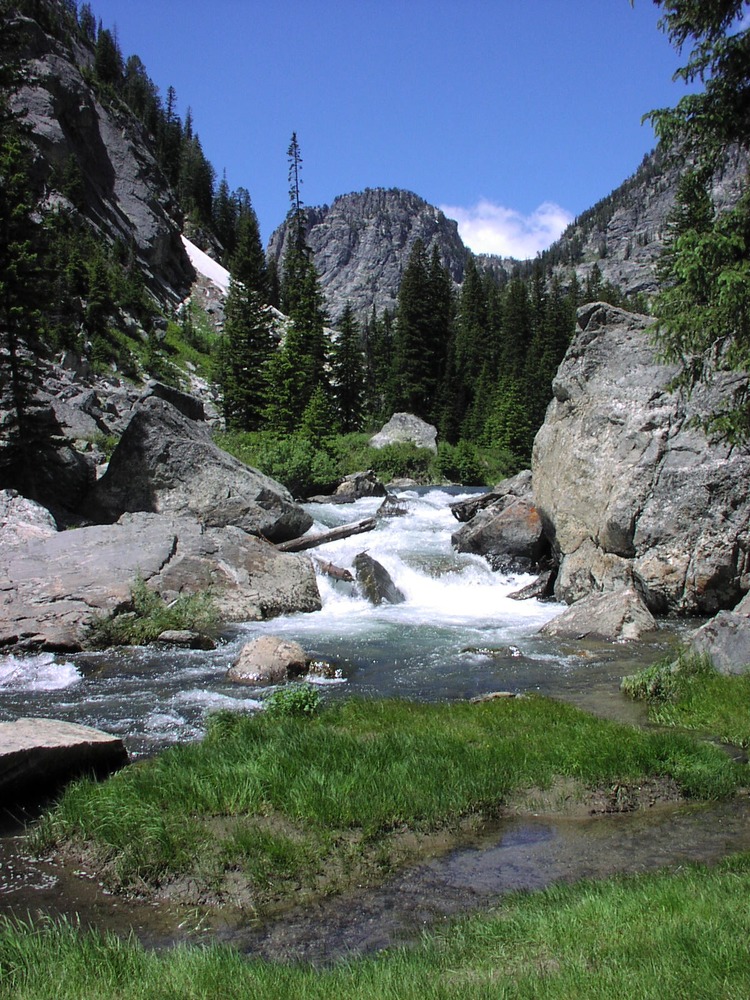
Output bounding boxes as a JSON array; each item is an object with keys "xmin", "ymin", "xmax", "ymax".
[
  {"xmin": 0, "ymin": 487, "xmax": 742, "ymax": 961},
  {"xmin": 0, "ymin": 488, "xmax": 682, "ymax": 753}
]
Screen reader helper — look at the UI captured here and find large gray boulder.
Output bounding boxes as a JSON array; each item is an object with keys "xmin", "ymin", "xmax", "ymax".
[
  {"xmin": 532, "ymin": 303, "xmax": 750, "ymax": 614},
  {"xmin": 369, "ymin": 412, "xmax": 438, "ymax": 453},
  {"xmin": 0, "ymin": 512, "xmax": 321, "ymax": 651},
  {"xmin": 688, "ymin": 592, "xmax": 750, "ymax": 675},
  {"xmin": 86, "ymin": 397, "xmax": 312, "ymax": 543},
  {"xmin": 539, "ymin": 587, "xmax": 658, "ymax": 642},
  {"xmin": 0, "ymin": 719, "xmax": 128, "ymax": 802}
]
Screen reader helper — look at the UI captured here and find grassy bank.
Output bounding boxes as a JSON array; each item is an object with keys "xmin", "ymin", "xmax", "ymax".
[
  {"xmin": 622, "ymin": 653, "xmax": 750, "ymax": 747},
  {"xmin": 3, "ymin": 853, "xmax": 750, "ymax": 998},
  {"xmin": 32, "ymin": 697, "xmax": 745, "ymax": 912}
]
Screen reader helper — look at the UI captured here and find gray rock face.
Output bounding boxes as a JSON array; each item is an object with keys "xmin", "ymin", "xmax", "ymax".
[
  {"xmin": 539, "ymin": 588, "xmax": 658, "ymax": 642},
  {"xmin": 0, "ymin": 718, "xmax": 128, "ymax": 802},
  {"xmin": 0, "ymin": 490, "xmax": 58, "ymax": 549},
  {"xmin": 267, "ymin": 189, "xmax": 466, "ymax": 319},
  {"xmin": 369, "ymin": 412, "xmax": 438, "ymax": 453},
  {"xmin": 87, "ymin": 397, "xmax": 312, "ymax": 543},
  {"xmin": 532, "ymin": 303, "xmax": 750, "ymax": 614},
  {"xmin": 227, "ymin": 636, "xmax": 307, "ymax": 686},
  {"xmin": 9, "ymin": 12, "xmax": 193, "ymax": 303},
  {"xmin": 0, "ymin": 512, "xmax": 321, "ymax": 651}
]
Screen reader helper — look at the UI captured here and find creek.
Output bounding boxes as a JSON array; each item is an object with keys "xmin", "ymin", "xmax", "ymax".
[{"xmin": 0, "ymin": 487, "xmax": 744, "ymax": 962}]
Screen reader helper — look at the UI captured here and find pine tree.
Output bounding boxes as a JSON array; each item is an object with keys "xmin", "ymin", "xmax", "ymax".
[
  {"xmin": 330, "ymin": 303, "xmax": 366, "ymax": 432},
  {"xmin": 265, "ymin": 133, "xmax": 329, "ymax": 431},
  {"xmin": 391, "ymin": 238, "xmax": 433, "ymax": 416},
  {"xmin": 215, "ymin": 195, "xmax": 274, "ymax": 430}
]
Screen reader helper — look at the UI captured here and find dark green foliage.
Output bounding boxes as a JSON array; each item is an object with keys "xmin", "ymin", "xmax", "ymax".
[
  {"xmin": 330, "ymin": 303, "xmax": 366, "ymax": 432},
  {"xmin": 646, "ymin": 0, "xmax": 750, "ymax": 442}
]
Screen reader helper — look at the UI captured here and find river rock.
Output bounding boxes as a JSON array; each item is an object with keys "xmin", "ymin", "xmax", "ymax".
[
  {"xmin": 451, "ymin": 482, "xmax": 549, "ymax": 573},
  {"xmin": 227, "ymin": 636, "xmax": 307, "ymax": 685},
  {"xmin": 539, "ymin": 587, "xmax": 658, "ymax": 641},
  {"xmin": 155, "ymin": 629, "xmax": 216, "ymax": 650},
  {"xmin": 0, "ymin": 512, "xmax": 321, "ymax": 652},
  {"xmin": 688, "ymin": 592, "xmax": 750, "ymax": 674},
  {"xmin": 0, "ymin": 718, "xmax": 128, "ymax": 802},
  {"xmin": 354, "ymin": 552, "xmax": 406, "ymax": 605},
  {"xmin": 369, "ymin": 412, "xmax": 438, "ymax": 453},
  {"xmin": 450, "ymin": 470, "xmax": 533, "ymax": 523},
  {"xmin": 334, "ymin": 470, "xmax": 387, "ymax": 499},
  {"xmin": 532, "ymin": 303, "xmax": 750, "ymax": 614},
  {"xmin": 86, "ymin": 396, "xmax": 312, "ymax": 543}
]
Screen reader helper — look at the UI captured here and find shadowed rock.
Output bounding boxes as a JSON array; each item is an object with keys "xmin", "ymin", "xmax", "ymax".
[
  {"xmin": 0, "ymin": 719, "xmax": 128, "ymax": 803},
  {"xmin": 86, "ymin": 397, "xmax": 312, "ymax": 543},
  {"xmin": 354, "ymin": 552, "xmax": 405, "ymax": 605}
]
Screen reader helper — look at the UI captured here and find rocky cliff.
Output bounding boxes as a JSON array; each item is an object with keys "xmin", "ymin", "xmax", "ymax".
[
  {"xmin": 267, "ymin": 188, "xmax": 467, "ymax": 320},
  {"xmin": 5, "ymin": 8, "xmax": 193, "ymax": 306},
  {"xmin": 532, "ymin": 302, "xmax": 750, "ymax": 615}
]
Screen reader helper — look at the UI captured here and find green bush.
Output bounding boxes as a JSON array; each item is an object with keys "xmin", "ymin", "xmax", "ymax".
[{"xmin": 264, "ymin": 684, "xmax": 322, "ymax": 719}]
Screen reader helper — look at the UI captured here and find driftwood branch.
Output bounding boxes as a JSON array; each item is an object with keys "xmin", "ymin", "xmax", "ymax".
[
  {"xmin": 314, "ymin": 558, "xmax": 355, "ymax": 583},
  {"xmin": 276, "ymin": 517, "xmax": 377, "ymax": 553}
]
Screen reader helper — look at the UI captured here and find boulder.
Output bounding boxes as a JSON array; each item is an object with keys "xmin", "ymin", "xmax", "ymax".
[
  {"xmin": 450, "ymin": 470, "xmax": 533, "ymax": 523},
  {"xmin": 451, "ymin": 496, "xmax": 548, "ymax": 573},
  {"xmin": 307, "ymin": 470, "xmax": 387, "ymax": 504},
  {"xmin": 539, "ymin": 587, "xmax": 658, "ymax": 642},
  {"xmin": 688, "ymin": 593, "xmax": 750, "ymax": 674},
  {"xmin": 334, "ymin": 470, "xmax": 387, "ymax": 499},
  {"xmin": 354, "ymin": 552, "xmax": 406, "ymax": 605},
  {"xmin": 0, "ymin": 512, "xmax": 321, "ymax": 652},
  {"xmin": 86, "ymin": 397, "xmax": 312, "ymax": 543},
  {"xmin": 0, "ymin": 719, "xmax": 128, "ymax": 802},
  {"xmin": 227, "ymin": 636, "xmax": 307, "ymax": 685},
  {"xmin": 532, "ymin": 303, "xmax": 750, "ymax": 614},
  {"xmin": 155, "ymin": 629, "xmax": 216, "ymax": 650},
  {"xmin": 369, "ymin": 412, "xmax": 438, "ymax": 453}
]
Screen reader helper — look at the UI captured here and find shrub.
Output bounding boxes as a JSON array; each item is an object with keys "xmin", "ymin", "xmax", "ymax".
[
  {"xmin": 264, "ymin": 684, "xmax": 322, "ymax": 719},
  {"xmin": 86, "ymin": 577, "xmax": 219, "ymax": 648}
]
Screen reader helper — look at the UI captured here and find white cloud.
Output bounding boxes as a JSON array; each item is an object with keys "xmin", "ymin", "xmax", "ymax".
[{"xmin": 440, "ymin": 199, "xmax": 574, "ymax": 259}]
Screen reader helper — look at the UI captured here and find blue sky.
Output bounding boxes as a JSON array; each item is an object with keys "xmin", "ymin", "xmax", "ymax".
[{"xmin": 90, "ymin": 0, "xmax": 691, "ymax": 257}]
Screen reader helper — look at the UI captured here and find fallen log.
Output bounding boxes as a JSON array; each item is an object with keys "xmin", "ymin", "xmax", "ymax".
[
  {"xmin": 276, "ymin": 517, "xmax": 377, "ymax": 553},
  {"xmin": 314, "ymin": 558, "xmax": 355, "ymax": 583}
]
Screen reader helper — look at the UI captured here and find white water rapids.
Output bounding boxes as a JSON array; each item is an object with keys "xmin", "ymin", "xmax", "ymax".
[{"xmin": 0, "ymin": 488, "xmax": 675, "ymax": 755}]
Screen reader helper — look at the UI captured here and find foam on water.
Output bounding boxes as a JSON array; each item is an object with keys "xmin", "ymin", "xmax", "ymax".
[{"xmin": 0, "ymin": 653, "xmax": 81, "ymax": 692}]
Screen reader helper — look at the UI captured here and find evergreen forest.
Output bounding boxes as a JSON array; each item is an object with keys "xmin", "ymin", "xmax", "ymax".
[{"xmin": 2, "ymin": 0, "xmax": 748, "ymax": 495}]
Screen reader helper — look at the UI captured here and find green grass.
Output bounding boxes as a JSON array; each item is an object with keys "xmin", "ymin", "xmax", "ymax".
[
  {"xmin": 3, "ymin": 853, "xmax": 750, "ymax": 998},
  {"xmin": 85, "ymin": 577, "xmax": 219, "ymax": 648},
  {"xmin": 31, "ymin": 697, "xmax": 746, "ymax": 906},
  {"xmin": 622, "ymin": 652, "xmax": 750, "ymax": 747}
]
